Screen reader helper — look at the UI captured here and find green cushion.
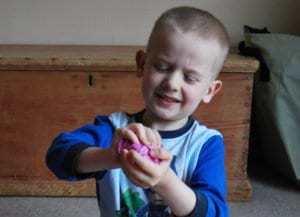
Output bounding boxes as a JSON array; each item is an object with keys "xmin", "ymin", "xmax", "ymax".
[{"xmin": 245, "ymin": 33, "xmax": 300, "ymax": 184}]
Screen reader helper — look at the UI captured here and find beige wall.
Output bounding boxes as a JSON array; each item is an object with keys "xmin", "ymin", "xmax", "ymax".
[{"xmin": 0, "ymin": 0, "xmax": 299, "ymax": 46}]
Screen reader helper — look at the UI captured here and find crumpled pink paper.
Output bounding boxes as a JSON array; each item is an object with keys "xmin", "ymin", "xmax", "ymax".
[{"xmin": 117, "ymin": 140, "xmax": 159, "ymax": 164}]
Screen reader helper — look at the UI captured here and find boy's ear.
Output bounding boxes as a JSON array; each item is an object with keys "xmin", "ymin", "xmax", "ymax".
[
  {"xmin": 135, "ymin": 50, "xmax": 146, "ymax": 78},
  {"xmin": 202, "ymin": 80, "xmax": 222, "ymax": 103}
]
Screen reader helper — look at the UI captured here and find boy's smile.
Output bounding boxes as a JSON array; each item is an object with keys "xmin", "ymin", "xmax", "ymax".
[
  {"xmin": 156, "ymin": 93, "xmax": 182, "ymax": 105},
  {"xmin": 136, "ymin": 29, "xmax": 222, "ymax": 131}
]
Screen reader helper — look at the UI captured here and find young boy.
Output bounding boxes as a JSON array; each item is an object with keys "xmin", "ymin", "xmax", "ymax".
[{"xmin": 46, "ymin": 6, "xmax": 230, "ymax": 217}]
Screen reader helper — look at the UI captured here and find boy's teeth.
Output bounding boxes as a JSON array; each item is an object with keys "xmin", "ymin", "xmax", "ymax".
[{"xmin": 162, "ymin": 95, "xmax": 177, "ymax": 102}]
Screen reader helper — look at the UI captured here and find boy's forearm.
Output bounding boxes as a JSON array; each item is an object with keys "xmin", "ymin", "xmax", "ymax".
[
  {"xmin": 152, "ymin": 168, "xmax": 197, "ymax": 217},
  {"xmin": 76, "ymin": 147, "xmax": 120, "ymax": 173}
]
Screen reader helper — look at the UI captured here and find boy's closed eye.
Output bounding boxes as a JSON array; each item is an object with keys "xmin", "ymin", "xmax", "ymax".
[
  {"xmin": 154, "ymin": 62, "xmax": 172, "ymax": 72},
  {"xmin": 153, "ymin": 60, "xmax": 202, "ymax": 84},
  {"xmin": 184, "ymin": 72, "xmax": 201, "ymax": 83}
]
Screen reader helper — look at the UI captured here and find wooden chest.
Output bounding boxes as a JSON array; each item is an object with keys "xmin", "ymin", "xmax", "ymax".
[{"xmin": 0, "ymin": 45, "xmax": 258, "ymax": 201}]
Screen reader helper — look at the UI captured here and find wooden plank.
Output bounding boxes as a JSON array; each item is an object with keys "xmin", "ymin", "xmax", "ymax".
[
  {"xmin": 0, "ymin": 45, "xmax": 259, "ymax": 72},
  {"xmin": 0, "ymin": 179, "xmax": 252, "ymax": 202},
  {"xmin": 0, "ymin": 179, "xmax": 96, "ymax": 197}
]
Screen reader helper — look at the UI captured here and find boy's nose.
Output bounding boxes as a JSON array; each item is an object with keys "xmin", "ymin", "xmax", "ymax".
[{"xmin": 162, "ymin": 71, "xmax": 181, "ymax": 91}]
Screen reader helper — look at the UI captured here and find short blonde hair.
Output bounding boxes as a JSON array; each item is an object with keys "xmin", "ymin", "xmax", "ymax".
[{"xmin": 146, "ymin": 6, "xmax": 230, "ymax": 77}]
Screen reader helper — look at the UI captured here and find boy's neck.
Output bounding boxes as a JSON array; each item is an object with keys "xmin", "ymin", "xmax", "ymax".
[{"xmin": 140, "ymin": 109, "xmax": 189, "ymax": 131}]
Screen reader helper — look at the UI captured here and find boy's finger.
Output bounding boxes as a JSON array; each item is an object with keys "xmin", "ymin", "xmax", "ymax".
[
  {"xmin": 129, "ymin": 150, "xmax": 155, "ymax": 168},
  {"xmin": 128, "ymin": 123, "xmax": 150, "ymax": 145},
  {"xmin": 150, "ymin": 148, "xmax": 172, "ymax": 161},
  {"xmin": 117, "ymin": 127, "xmax": 139, "ymax": 144},
  {"xmin": 120, "ymin": 150, "xmax": 155, "ymax": 187},
  {"xmin": 145, "ymin": 128, "xmax": 162, "ymax": 149}
]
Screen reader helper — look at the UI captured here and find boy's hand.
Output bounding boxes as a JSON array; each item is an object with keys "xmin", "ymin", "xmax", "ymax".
[
  {"xmin": 115, "ymin": 123, "xmax": 162, "ymax": 147},
  {"xmin": 111, "ymin": 123, "xmax": 171, "ymax": 188},
  {"xmin": 120, "ymin": 147, "xmax": 172, "ymax": 188},
  {"xmin": 76, "ymin": 123, "xmax": 162, "ymax": 173},
  {"xmin": 111, "ymin": 123, "xmax": 162, "ymax": 160}
]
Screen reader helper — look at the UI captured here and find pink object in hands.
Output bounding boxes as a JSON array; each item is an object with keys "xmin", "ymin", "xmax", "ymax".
[{"xmin": 117, "ymin": 140, "xmax": 160, "ymax": 164}]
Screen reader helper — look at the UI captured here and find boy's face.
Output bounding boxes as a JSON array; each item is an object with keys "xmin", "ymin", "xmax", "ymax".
[{"xmin": 136, "ymin": 30, "xmax": 222, "ymax": 129}]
